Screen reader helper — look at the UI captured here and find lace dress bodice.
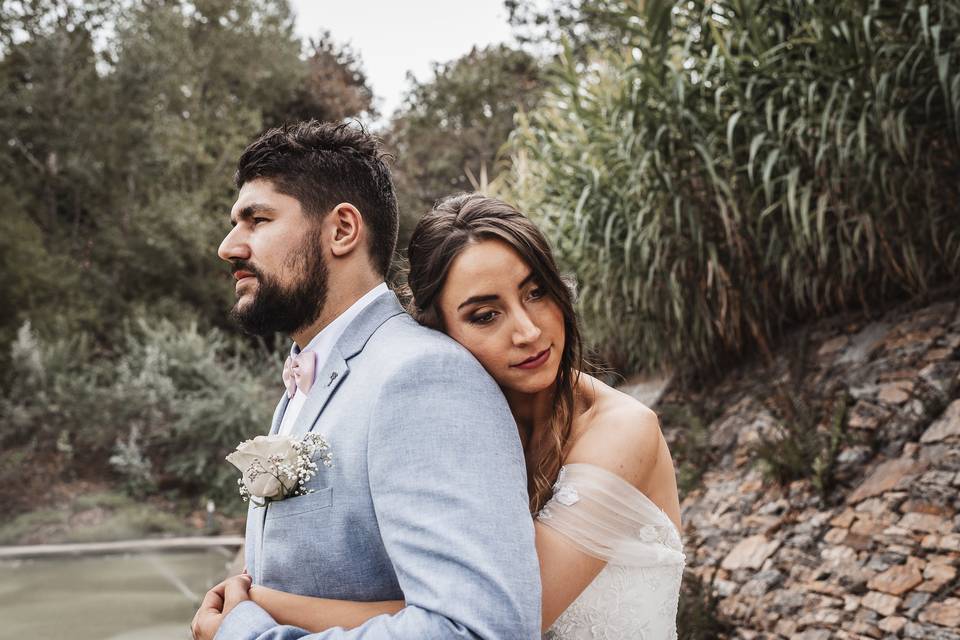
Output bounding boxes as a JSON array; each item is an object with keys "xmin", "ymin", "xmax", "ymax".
[{"xmin": 538, "ymin": 464, "xmax": 685, "ymax": 640}]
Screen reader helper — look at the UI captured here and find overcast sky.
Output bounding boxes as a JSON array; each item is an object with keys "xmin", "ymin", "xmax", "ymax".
[{"xmin": 290, "ymin": 1, "xmax": 516, "ymax": 127}]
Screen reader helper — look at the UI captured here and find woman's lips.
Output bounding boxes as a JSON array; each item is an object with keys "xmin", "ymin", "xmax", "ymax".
[{"xmin": 512, "ymin": 347, "xmax": 550, "ymax": 370}]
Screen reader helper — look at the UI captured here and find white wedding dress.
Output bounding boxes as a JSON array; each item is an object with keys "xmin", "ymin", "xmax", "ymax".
[{"xmin": 538, "ymin": 463, "xmax": 685, "ymax": 640}]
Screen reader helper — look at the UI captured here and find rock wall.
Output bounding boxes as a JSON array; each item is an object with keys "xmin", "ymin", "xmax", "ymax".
[{"xmin": 668, "ymin": 299, "xmax": 960, "ymax": 639}]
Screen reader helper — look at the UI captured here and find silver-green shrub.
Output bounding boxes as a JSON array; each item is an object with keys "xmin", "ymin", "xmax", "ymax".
[{"xmin": 1, "ymin": 317, "xmax": 279, "ymax": 507}]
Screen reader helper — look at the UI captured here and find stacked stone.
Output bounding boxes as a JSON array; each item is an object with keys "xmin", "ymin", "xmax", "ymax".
[{"xmin": 671, "ymin": 300, "xmax": 960, "ymax": 639}]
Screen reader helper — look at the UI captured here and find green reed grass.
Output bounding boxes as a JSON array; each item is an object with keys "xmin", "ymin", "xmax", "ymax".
[{"xmin": 510, "ymin": 0, "xmax": 960, "ymax": 373}]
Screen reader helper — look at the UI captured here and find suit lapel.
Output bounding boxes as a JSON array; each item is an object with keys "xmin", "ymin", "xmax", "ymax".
[
  {"xmin": 253, "ymin": 291, "xmax": 405, "ymax": 581},
  {"xmin": 288, "ymin": 291, "xmax": 405, "ymax": 438},
  {"xmin": 254, "ymin": 391, "xmax": 289, "ymax": 581},
  {"xmin": 288, "ymin": 355, "xmax": 349, "ymax": 437},
  {"xmin": 268, "ymin": 393, "xmax": 289, "ymax": 436}
]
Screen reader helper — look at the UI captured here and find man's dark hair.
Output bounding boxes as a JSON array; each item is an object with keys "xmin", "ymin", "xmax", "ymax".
[{"xmin": 235, "ymin": 120, "xmax": 399, "ymax": 276}]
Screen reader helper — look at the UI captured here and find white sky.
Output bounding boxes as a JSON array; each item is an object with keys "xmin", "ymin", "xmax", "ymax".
[{"xmin": 291, "ymin": 1, "xmax": 515, "ymax": 128}]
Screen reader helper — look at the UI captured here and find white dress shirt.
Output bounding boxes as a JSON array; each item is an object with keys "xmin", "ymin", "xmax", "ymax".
[{"xmin": 277, "ymin": 282, "xmax": 389, "ymax": 435}]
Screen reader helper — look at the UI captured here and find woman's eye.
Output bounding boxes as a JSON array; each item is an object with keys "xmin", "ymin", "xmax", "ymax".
[
  {"xmin": 469, "ymin": 311, "xmax": 498, "ymax": 325},
  {"xmin": 529, "ymin": 287, "xmax": 546, "ymax": 300}
]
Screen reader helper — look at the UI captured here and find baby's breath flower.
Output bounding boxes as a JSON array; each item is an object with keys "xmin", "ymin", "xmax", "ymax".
[{"xmin": 225, "ymin": 433, "xmax": 334, "ymax": 507}]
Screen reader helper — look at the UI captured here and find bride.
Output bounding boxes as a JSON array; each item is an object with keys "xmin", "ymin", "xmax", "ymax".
[{"xmin": 230, "ymin": 193, "xmax": 684, "ymax": 638}]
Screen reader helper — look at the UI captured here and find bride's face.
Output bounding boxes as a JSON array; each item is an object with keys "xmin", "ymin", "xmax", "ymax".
[{"xmin": 437, "ymin": 238, "xmax": 564, "ymax": 396}]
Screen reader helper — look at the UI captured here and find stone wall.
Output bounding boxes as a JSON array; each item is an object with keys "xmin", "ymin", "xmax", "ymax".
[{"xmin": 667, "ymin": 299, "xmax": 960, "ymax": 639}]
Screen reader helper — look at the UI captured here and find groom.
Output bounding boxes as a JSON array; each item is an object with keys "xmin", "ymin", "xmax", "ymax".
[{"xmin": 191, "ymin": 121, "xmax": 540, "ymax": 639}]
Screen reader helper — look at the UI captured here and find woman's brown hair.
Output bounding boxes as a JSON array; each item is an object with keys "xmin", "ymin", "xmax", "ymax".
[{"xmin": 405, "ymin": 193, "xmax": 584, "ymax": 513}]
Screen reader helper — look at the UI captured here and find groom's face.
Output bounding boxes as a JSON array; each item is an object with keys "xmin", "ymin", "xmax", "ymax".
[{"xmin": 218, "ymin": 178, "xmax": 329, "ymax": 336}]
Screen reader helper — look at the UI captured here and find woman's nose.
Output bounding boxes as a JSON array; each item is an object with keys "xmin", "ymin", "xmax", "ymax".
[{"xmin": 512, "ymin": 310, "xmax": 542, "ymax": 345}]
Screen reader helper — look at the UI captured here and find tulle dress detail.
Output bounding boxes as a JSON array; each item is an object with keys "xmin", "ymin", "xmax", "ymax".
[{"xmin": 538, "ymin": 463, "xmax": 685, "ymax": 640}]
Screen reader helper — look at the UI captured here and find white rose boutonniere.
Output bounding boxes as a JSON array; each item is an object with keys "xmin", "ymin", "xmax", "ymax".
[{"xmin": 226, "ymin": 433, "xmax": 333, "ymax": 507}]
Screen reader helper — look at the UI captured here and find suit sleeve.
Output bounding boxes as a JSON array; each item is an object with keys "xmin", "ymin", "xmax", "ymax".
[{"xmin": 216, "ymin": 348, "xmax": 542, "ymax": 640}]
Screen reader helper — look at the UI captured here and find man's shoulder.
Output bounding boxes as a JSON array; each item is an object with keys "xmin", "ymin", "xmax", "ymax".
[{"xmin": 367, "ymin": 313, "xmax": 482, "ymax": 368}]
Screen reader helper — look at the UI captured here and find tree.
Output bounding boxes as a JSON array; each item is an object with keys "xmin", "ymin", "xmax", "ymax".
[
  {"xmin": 272, "ymin": 31, "xmax": 376, "ymax": 125},
  {"xmin": 386, "ymin": 44, "xmax": 544, "ymax": 250},
  {"xmin": 0, "ymin": 0, "xmax": 380, "ymax": 505},
  {"xmin": 0, "ymin": 0, "xmax": 377, "ymax": 347},
  {"xmin": 504, "ymin": 0, "xmax": 635, "ymax": 55}
]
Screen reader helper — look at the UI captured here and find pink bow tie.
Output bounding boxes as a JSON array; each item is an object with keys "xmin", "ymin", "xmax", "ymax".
[{"xmin": 282, "ymin": 351, "xmax": 317, "ymax": 399}]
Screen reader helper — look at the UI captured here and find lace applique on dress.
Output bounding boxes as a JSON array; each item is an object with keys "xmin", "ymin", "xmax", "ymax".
[
  {"xmin": 537, "ymin": 463, "xmax": 685, "ymax": 640},
  {"xmin": 540, "ymin": 468, "xmax": 580, "ymax": 520}
]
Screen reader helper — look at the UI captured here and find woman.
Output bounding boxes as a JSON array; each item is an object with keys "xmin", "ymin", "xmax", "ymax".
[{"xmin": 233, "ymin": 194, "xmax": 685, "ymax": 638}]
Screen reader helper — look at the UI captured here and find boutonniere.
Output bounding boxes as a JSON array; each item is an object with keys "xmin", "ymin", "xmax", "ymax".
[{"xmin": 226, "ymin": 433, "xmax": 333, "ymax": 507}]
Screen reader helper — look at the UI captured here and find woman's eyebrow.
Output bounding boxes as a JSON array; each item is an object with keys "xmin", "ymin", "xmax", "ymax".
[
  {"xmin": 458, "ymin": 294, "xmax": 498, "ymax": 311},
  {"xmin": 456, "ymin": 272, "xmax": 537, "ymax": 311}
]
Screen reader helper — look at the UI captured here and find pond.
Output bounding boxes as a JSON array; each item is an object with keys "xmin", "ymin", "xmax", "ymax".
[{"xmin": 0, "ymin": 550, "xmax": 232, "ymax": 640}]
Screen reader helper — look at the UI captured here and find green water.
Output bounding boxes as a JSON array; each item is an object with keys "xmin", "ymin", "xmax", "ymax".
[{"xmin": 0, "ymin": 550, "xmax": 232, "ymax": 640}]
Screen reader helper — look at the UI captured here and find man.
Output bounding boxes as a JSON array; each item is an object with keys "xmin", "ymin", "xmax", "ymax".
[{"xmin": 191, "ymin": 121, "xmax": 540, "ymax": 639}]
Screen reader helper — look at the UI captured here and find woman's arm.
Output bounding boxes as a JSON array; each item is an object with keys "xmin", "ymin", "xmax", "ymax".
[
  {"xmin": 243, "ymin": 403, "xmax": 676, "ymax": 634},
  {"xmin": 241, "ymin": 533, "xmax": 596, "ymax": 634},
  {"xmin": 537, "ymin": 400, "xmax": 679, "ymax": 631},
  {"xmin": 535, "ymin": 521, "xmax": 608, "ymax": 629},
  {"xmin": 246, "ymin": 584, "xmax": 403, "ymax": 632}
]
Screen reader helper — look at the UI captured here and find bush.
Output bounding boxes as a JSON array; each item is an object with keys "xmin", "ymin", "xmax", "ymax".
[
  {"xmin": 61, "ymin": 503, "xmax": 189, "ymax": 543},
  {"xmin": 677, "ymin": 569, "xmax": 733, "ymax": 640},
  {"xmin": 658, "ymin": 402, "xmax": 718, "ymax": 497},
  {"xmin": 753, "ymin": 385, "xmax": 849, "ymax": 503},
  {"xmin": 0, "ymin": 490, "xmax": 191, "ymax": 544},
  {"xmin": 510, "ymin": 0, "xmax": 960, "ymax": 374},
  {"xmin": 0, "ymin": 508, "xmax": 67, "ymax": 545},
  {"xmin": 0, "ymin": 316, "xmax": 279, "ymax": 506}
]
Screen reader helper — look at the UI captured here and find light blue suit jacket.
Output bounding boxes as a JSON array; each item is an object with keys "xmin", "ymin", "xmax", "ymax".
[{"xmin": 216, "ymin": 291, "xmax": 541, "ymax": 639}]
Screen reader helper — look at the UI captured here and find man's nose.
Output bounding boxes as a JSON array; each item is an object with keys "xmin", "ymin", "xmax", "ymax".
[{"xmin": 218, "ymin": 226, "xmax": 249, "ymax": 263}]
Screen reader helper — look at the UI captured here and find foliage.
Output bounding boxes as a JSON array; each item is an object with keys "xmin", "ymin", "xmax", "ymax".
[
  {"xmin": 505, "ymin": 0, "xmax": 632, "ymax": 54},
  {"xmin": 0, "ymin": 0, "xmax": 374, "ymax": 349},
  {"xmin": 0, "ymin": 316, "xmax": 279, "ymax": 507},
  {"xmin": 0, "ymin": 490, "xmax": 190, "ymax": 545},
  {"xmin": 510, "ymin": 0, "xmax": 960, "ymax": 374},
  {"xmin": 676, "ymin": 569, "xmax": 734, "ymax": 640},
  {"xmin": 0, "ymin": 507, "xmax": 67, "ymax": 545},
  {"xmin": 109, "ymin": 425, "xmax": 156, "ymax": 497},
  {"xmin": 753, "ymin": 385, "xmax": 849, "ymax": 502},
  {"xmin": 275, "ymin": 31, "xmax": 377, "ymax": 124},
  {"xmin": 387, "ymin": 44, "xmax": 544, "ymax": 249},
  {"xmin": 658, "ymin": 401, "xmax": 718, "ymax": 497},
  {"xmin": 60, "ymin": 502, "xmax": 189, "ymax": 543},
  {"xmin": 0, "ymin": 1, "xmax": 373, "ymax": 510}
]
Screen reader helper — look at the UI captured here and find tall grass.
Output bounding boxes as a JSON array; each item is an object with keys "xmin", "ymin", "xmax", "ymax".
[{"xmin": 511, "ymin": 0, "xmax": 960, "ymax": 373}]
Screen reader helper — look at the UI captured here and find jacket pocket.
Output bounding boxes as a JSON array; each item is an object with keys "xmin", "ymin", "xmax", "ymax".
[{"xmin": 265, "ymin": 486, "xmax": 333, "ymax": 520}]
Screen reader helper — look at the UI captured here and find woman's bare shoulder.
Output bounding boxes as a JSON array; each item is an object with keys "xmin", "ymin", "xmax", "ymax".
[{"xmin": 566, "ymin": 378, "xmax": 663, "ymax": 490}]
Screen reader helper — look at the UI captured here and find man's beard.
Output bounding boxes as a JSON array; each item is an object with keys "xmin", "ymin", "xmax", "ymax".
[{"xmin": 229, "ymin": 232, "xmax": 329, "ymax": 337}]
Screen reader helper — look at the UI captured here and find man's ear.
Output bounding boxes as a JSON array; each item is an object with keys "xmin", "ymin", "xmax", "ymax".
[{"xmin": 326, "ymin": 203, "xmax": 364, "ymax": 258}]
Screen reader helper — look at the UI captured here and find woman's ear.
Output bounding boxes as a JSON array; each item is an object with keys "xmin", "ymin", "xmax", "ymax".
[{"xmin": 327, "ymin": 202, "xmax": 364, "ymax": 258}]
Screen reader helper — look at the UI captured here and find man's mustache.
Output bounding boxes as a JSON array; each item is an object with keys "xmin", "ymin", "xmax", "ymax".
[{"xmin": 231, "ymin": 260, "xmax": 261, "ymax": 278}]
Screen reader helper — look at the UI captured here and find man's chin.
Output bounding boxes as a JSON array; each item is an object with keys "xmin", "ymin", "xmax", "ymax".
[
  {"xmin": 229, "ymin": 301, "xmax": 260, "ymax": 332},
  {"xmin": 230, "ymin": 296, "xmax": 253, "ymax": 318}
]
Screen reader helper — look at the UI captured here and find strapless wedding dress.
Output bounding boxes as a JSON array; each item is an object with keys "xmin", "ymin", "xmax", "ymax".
[{"xmin": 539, "ymin": 463, "xmax": 685, "ymax": 640}]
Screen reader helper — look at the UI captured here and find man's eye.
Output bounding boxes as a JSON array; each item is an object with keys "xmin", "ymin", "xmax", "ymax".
[
  {"xmin": 252, "ymin": 217, "xmax": 269, "ymax": 225},
  {"xmin": 469, "ymin": 311, "xmax": 498, "ymax": 325}
]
